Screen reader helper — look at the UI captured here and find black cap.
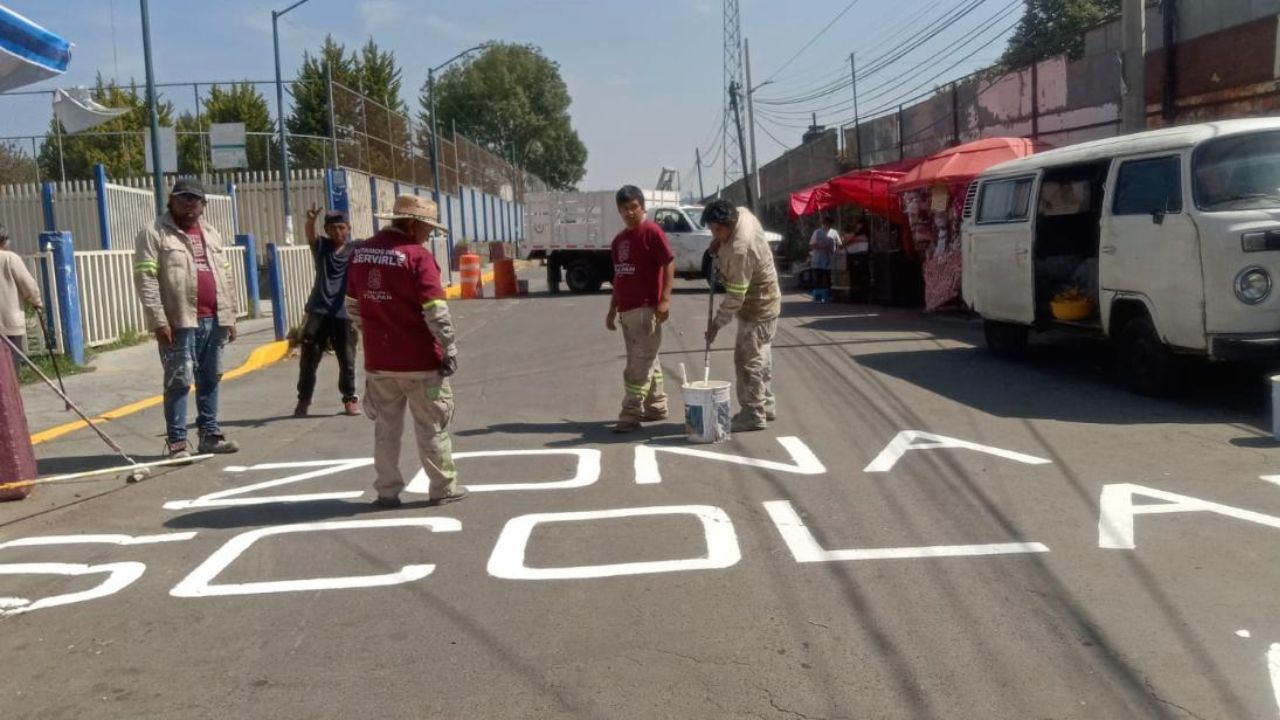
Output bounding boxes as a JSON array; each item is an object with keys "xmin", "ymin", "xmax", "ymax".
[
  {"xmin": 171, "ymin": 178, "xmax": 206, "ymax": 199},
  {"xmin": 324, "ymin": 211, "xmax": 349, "ymax": 226}
]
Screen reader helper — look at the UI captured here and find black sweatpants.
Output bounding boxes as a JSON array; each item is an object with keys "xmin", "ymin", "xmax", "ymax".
[{"xmin": 296, "ymin": 313, "xmax": 358, "ymax": 403}]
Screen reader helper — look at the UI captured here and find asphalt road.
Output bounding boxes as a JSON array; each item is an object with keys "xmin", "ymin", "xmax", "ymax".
[{"xmin": 3, "ymin": 281, "xmax": 1280, "ymax": 719}]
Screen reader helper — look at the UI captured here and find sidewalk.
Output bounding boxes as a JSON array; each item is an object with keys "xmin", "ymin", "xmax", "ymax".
[{"xmin": 19, "ymin": 317, "xmax": 283, "ymax": 441}]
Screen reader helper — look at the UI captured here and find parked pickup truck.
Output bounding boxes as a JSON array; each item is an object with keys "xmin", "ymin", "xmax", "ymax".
[{"xmin": 522, "ymin": 190, "xmax": 782, "ymax": 293}]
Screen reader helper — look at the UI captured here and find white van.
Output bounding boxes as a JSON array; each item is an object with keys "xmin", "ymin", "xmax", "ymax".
[{"xmin": 962, "ymin": 119, "xmax": 1280, "ymax": 394}]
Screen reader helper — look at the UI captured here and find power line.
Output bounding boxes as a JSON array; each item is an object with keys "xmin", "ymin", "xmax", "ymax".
[{"xmin": 760, "ymin": 0, "xmax": 866, "ymax": 85}]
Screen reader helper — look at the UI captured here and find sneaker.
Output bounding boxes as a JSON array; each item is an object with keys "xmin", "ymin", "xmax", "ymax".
[
  {"xmin": 730, "ymin": 414, "xmax": 767, "ymax": 433},
  {"xmin": 428, "ymin": 487, "xmax": 469, "ymax": 507},
  {"xmin": 342, "ymin": 399, "xmax": 362, "ymax": 416},
  {"xmin": 165, "ymin": 440, "xmax": 193, "ymax": 464},
  {"xmin": 370, "ymin": 495, "xmax": 402, "ymax": 510},
  {"xmin": 198, "ymin": 432, "xmax": 240, "ymax": 455},
  {"xmin": 641, "ymin": 409, "xmax": 668, "ymax": 422},
  {"xmin": 612, "ymin": 420, "xmax": 642, "ymax": 434},
  {"xmin": 293, "ymin": 400, "xmax": 310, "ymax": 417}
]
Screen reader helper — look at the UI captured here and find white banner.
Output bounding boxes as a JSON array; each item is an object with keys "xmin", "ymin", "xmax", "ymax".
[
  {"xmin": 209, "ymin": 122, "xmax": 247, "ymax": 169},
  {"xmin": 53, "ymin": 88, "xmax": 129, "ymax": 134},
  {"xmin": 143, "ymin": 126, "xmax": 178, "ymax": 174}
]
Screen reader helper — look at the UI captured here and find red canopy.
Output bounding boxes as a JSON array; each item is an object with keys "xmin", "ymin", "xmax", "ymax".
[
  {"xmin": 789, "ymin": 158, "xmax": 922, "ymax": 221},
  {"xmin": 892, "ymin": 137, "xmax": 1051, "ymax": 194}
]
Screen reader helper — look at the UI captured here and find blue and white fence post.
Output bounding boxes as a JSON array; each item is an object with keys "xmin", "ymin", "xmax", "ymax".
[
  {"xmin": 235, "ymin": 234, "xmax": 261, "ymax": 318},
  {"xmin": 266, "ymin": 243, "xmax": 287, "ymax": 341},
  {"xmin": 444, "ymin": 194, "xmax": 455, "ymax": 284},
  {"xmin": 40, "ymin": 231, "xmax": 84, "ymax": 366},
  {"xmin": 40, "ymin": 182, "xmax": 55, "ymax": 232},
  {"xmin": 93, "ymin": 164, "xmax": 111, "ymax": 250}
]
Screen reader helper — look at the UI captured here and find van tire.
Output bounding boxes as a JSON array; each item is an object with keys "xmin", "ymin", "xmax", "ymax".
[
  {"xmin": 1115, "ymin": 315, "xmax": 1182, "ymax": 397},
  {"xmin": 983, "ymin": 320, "xmax": 1029, "ymax": 359},
  {"xmin": 565, "ymin": 259, "xmax": 602, "ymax": 294}
]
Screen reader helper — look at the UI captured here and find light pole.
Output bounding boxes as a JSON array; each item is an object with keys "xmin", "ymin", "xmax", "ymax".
[
  {"xmin": 428, "ymin": 45, "xmax": 484, "ymax": 205},
  {"xmin": 139, "ymin": 0, "xmax": 165, "ymax": 214},
  {"xmin": 272, "ymin": 0, "xmax": 313, "ymax": 244}
]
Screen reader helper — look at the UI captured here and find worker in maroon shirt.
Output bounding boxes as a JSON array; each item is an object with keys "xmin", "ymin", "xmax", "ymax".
[
  {"xmin": 345, "ymin": 194, "xmax": 465, "ymax": 510},
  {"xmin": 605, "ymin": 185, "xmax": 675, "ymax": 433}
]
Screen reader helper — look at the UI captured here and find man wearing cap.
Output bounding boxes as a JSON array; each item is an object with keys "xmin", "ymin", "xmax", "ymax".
[
  {"xmin": 134, "ymin": 178, "xmax": 240, "ymax": 460},
  {"xmin": 346, "ymin": 194, "xmax": 465, "ymax": 509},
  {"xmin": 0, "ymin": 225, "xmax": 43, "ymax": 372},
  {"xmin": 294, "ymin": 202, "xmax": 360, "ymax": 417}
]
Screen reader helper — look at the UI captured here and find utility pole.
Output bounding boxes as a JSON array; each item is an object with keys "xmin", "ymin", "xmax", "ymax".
[
  {"xmin": 1121, "ymin": 0, "xmax": 1147, "ymax": 133},
  {"xmin": 1162, "ymin": 0, "xmax": 1179, "ymax": 122},
  {"xmin": 140, "ymin": 0, "xmax": 165, "ymax": 214},
  {"xmin": 849, "ymin": 52, "xmax": 861, "ymax": 168},
  {"xmin": 722, "ymin": 0, "xmax": 744, "ymax": 191},
  {"xmin": 729, "ymin": 81, "xmax": 754, "ymax": 212},
  {"xmin": 744, "ymin": 38, "xmax": 760, "ymax": 202},
  {"xmin": 695, "ymin": 147, "xmax": 706, "ymax": 202}
]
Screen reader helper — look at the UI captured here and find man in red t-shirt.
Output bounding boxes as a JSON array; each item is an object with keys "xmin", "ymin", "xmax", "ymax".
[
  {"xmin": 346, "ymin": 194, "xmax": 465, "ymax": 510},
  {"xmin": 606, "ymin": 185, "xmax": 675, "ymax": 433}
]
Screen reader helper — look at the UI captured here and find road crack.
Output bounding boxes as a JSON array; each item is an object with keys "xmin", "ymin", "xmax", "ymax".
[
  {"xmin": 650, "ymin": 647, "xmax": 752, "ymax": 669},
  {"xmin": 755, "ymin": 683, "xmax": 849, "ymax": 720},
  {"xmin": 1144, "ymin": 680, "xmax": 1210, "ymax": 720}
]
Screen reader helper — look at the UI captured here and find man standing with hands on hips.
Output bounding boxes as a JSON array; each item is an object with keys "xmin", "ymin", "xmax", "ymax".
[
  {"xmin": 606, "ymin": 185, "xmax": 675, "ymax": 434},
  {"xmin": 133, "ymin": 179, "xmax": 240, "ymax": 459},
  {"xmin": 702, "ymin": 199, "xmax": 781, "ymax": 433},
  {"xmin": 346, "ymin": 194, "xmax": 465, "ymax": 510}
]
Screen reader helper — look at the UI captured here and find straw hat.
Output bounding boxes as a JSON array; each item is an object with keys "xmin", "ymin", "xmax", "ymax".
[{"xmin": 376, "ymin": 194, "xmax": 450, "ymax": 233}]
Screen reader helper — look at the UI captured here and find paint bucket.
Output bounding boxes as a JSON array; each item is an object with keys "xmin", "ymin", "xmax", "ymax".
[{"xmin": 683, "ymin": 380, "xmax": 732, "ymax": 444}]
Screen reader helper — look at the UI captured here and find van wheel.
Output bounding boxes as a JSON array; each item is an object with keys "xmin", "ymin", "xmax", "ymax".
[
  {"xmin": 984, "ymin": 320, "xmax": 1029, "ymax": 359},
  {"xmin": 565, "ymin": 259, "xmax": 602, "ymax": 294},
  {"xmin": 1115, "ymin": 316, "xmax": 1183, "ymax": 396}
]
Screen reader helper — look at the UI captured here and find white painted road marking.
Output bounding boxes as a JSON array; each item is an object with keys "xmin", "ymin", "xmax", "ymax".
[
  {"xmin": 487, "ymin": 505, "xmax": 741, "ymax": 580},
  {"xmin": 0, "ymin": 562, "xmax": 147, "ymax": 616},
  {"xmin": 763, "ymin": 500, "xmax": 1049, "ymax": 562},
  {"xmin": 406, "ymin": 449, "xmax": 603, "ymax": 494},
  {"xmin": 864, "ymin": 431, "xmax": 1052, "ymax": 473},
  {"xmin": 1270, "ymin": 643, "xmax": 1280, "ymax": 717},
  {"xmin": 170, "ymin": 518, "xmax": 462, "ymax": 598},
  {"xmin": 1098, "ymin": 484, "xmax": 1280, "ymax": 550},
  {"xmin": 0, "ymin": 533, "xmax": 196, "ymax": 549},
  {"xmin": 163, "ymin": 459, "xmax": 374, "ymax": 510},
  {"xmin": 634, "ymin": 436, "xmax": 826, "ymax": 485}
]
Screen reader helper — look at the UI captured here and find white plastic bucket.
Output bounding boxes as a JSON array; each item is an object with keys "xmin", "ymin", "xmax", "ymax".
[{"xmin": 683, "ymin": 380, "xmax": 732, "ymax": 444}]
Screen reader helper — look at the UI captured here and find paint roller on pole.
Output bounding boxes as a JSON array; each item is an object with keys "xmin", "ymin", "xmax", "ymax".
[{"xmin": 681, "ymin": 250, "xmax": 731, "ymax": 444}]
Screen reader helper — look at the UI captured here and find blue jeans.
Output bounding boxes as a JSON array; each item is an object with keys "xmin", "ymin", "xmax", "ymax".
[{"xmin": 161, "ymin": 318, "xmax": 226, "ymax": 444}]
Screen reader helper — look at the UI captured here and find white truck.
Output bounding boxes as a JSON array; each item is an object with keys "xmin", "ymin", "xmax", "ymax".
[{"xmin": 522, "ymin": 190, "xmax": 781, "ymax": 294}]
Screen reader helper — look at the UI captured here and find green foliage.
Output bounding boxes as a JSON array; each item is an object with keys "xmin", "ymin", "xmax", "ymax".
[
  {"xmin": 0, "ymin": 141, "xmax": 38, "ymax": 185},
  {"xmin": 38, "ymin": 74, "xmax": 175, "ymax": 181},
  {"xmin": 176, "ymin": 83, "xmax": 276, "ymax": 173},
  {"xmin": 1000, "ymin": 0, "xmax": 1121, "ymax": 68},
  {"xmin": 420, "ymin": 42, "xmax": 586, "ymax": 190}
]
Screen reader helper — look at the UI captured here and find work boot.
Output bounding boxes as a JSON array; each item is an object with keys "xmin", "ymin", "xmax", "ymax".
[
  {"xmin": 370, "ymin": 495, "xmax": 402, "ymax": 510},
  {"xmin": 612, "ymin": 420, "xmax": 642, "ymax": 434},
  {"xmin": 165, "ymin": 440, "xmax": 192, "ymax": 464},
  {"xmin": 641, "ymin": 408, "xmax": 668, "ymax": 422},
  {"xmin": 198, "ymin": 432, "xmax": 240, "ymax": 455},
  {"xmin": 342, "ymin": 398, "xmax": 362, "ymax": 416},
  {"xmin": 428, "ymin": 487, "xmax": 469, "ymax": 507},
  {"xmin": 765, "ymin": 408, "xmax": 777, "ymax": 422},
  {"xmin": 293, "ymin": 400, "xmax": 310, "ymax": 417},
  {"xmin": 730, "ymin": 412, "xmax": 767, "ymax": 433}
]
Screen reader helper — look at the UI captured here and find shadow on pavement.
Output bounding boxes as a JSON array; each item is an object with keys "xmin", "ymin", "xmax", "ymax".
[
  {"xmin": 456, "ymin": 420, "xmax": 685, "ymax": 447},
  {"xmin": 36, "ymin": 452, "xmax": 165, "ymax": 476},
  {"xmin": 856, "ymin": 341, "xmax": 1268, "ymax": 427},
  {"xmin": 163, "ymin": 498, "xmax": 393, "ymax": 530}
]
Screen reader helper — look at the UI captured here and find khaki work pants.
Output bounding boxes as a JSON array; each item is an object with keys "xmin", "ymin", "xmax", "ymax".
[
  {"xmin": 364, "ymin": 372, "xmax": 457, "ymax": 499},
  {"xmin": 734, "ymin": 318, "xmax": 777, "ymax": 422},
  {"xmin": 618, "ymin": 307, "xmax": 667, "ymax": 422}
]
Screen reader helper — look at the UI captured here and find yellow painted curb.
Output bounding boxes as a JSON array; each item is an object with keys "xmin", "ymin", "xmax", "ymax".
[
  {"xmin": 30, "ymin": 340, "xmax": 292, "ymax": 446},
  {"xmin": 445, "ymin": 270, "xmax": 496, "ymax": 300}
]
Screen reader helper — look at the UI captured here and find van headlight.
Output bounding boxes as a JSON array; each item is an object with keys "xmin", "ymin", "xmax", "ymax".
[{"xmin": 1235, "ymin": 266, "xmax": 1272, "ymax": 305}]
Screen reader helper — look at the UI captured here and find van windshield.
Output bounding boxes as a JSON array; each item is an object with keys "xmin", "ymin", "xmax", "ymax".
[{"xmin": 1194, "ymin": 131, "xmax": 1280, "ymax": 211}]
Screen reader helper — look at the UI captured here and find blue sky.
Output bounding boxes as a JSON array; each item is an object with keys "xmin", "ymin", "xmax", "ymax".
[{"xmin": 2, "ymin": 0, "xmax": 1017, "ymax": 190}]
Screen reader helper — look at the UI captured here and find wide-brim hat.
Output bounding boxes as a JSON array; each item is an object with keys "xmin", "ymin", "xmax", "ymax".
[{"xmin": 376, "ymin": 193, "xmax": 449, "ymax": 233}]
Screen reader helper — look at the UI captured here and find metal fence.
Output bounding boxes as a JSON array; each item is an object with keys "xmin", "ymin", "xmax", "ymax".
[
  {"xmin": 272, "ymin": 244, "xmax": 314, "ymax": 331},
  {"xmin": 0, "ymin": 184, "xmax": 50, "ymax": 255},
  {"xmin": 74, "ymin": 250, "xmax": 145, "ymax": 347},
  {"xmin": 111, "ymin": 177, "xmax": 236, "ymax": 250},
  {"xmin": 224, "ymin": 245, "xmax": 250, "ymax": 320}
]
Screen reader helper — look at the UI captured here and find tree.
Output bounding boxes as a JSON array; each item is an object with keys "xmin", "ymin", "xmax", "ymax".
[
  {"xmin": 0, "ymin": 142, "xmax": 38, "ymax": 185},
  {"xmin": 420, "ymin": 42, "xmax": 587, "ymax": 191},
  {"xmin": 1000, "ymin": 0, "xmax": 1121, "ymax": 69},
  {"xmin": 38, "ymin": 74, "xmax": 175, "ymax": 181},
  {"xmin": 177, "ymin": 83, "xmax": 276, "ymax": 173},
  {"xmin": 286, "ymin": 36, "xmax": 407, "ymax": 174}
]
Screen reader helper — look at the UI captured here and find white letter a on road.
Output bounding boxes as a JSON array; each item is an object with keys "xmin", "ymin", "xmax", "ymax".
[{"xmin": 864, "ymin": 431, "xmax": 1052, "ymax": 473}]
